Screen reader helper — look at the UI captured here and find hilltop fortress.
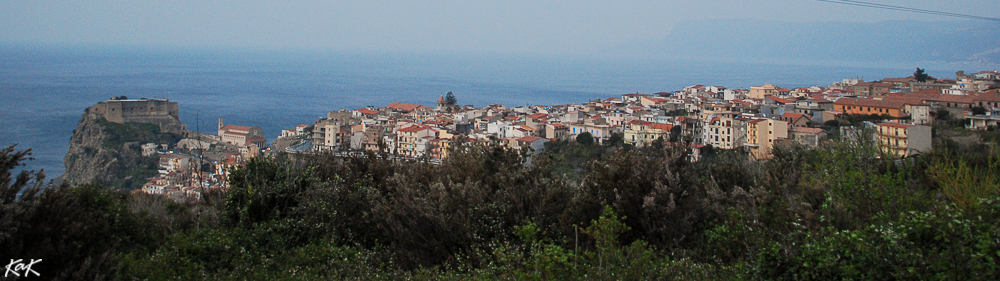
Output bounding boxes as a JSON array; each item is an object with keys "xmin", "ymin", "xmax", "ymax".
[{"xmin": 88, "ymin": 97, "xmax": 187, "ymax": 134}]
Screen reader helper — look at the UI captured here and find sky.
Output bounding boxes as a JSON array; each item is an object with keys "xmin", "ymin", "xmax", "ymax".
[{"xmin": 2, "ymin": 1, "xmax": 998, "ymax": 56}]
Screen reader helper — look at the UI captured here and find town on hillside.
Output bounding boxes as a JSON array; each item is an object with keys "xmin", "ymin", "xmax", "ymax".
[{"xmin": 137, "ymin": 70, "xmax": 1000, "ymax": 203}]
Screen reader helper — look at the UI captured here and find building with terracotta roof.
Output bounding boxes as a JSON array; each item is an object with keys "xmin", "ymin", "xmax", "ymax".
[
  {"xmin": 973, "ymin": 90, "xmax": 1000, "ymax": 109},
  {"xmin": 512, "ymin": 136, "xmax": 550, "ymax": 153},
  {"xmin": 386, "ymin": 102, "xmax": 433, "ymax": 113},
  {"xmin": 354, "ymin": 108, "xmax": 380, "ymax": 119},
  {"xmin": 766, "ymin": 96, "xmax": 794, "ymax": 105},
  {"xmin": 217, "ymin": 118, "xmax": 264, "ymax": 147},
  {"xmin": 904, "ymin": 89, "xmax": 975, "ymax": 116},
  {"xmin": 640, "ymin": 96, "xmax": 671, "ymax": 107},
  {"xmin": 779, "ymin": 113, "xmax": 810, "ymax": 127}
]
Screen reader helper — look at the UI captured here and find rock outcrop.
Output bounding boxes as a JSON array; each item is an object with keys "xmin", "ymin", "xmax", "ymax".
[{"xmin": 63, "ymin": 100, "xmax": 185, "ymax": 189}]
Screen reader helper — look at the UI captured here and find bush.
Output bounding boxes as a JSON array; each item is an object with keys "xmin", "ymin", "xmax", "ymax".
[
  {"xmin": 6, "ymin": 131, "xmax": 1000, "ymax": 279},
  {"xmin": 576, "ymin": 132, "xmax": 594, "ymax": 146}
]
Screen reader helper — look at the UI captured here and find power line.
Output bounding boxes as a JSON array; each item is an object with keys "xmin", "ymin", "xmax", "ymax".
[
  {"xmin": 818, "ymin": 0, "xmax": 996, "ymax": 20},
  {"xmin": 816, "ymin": 0, "xmax": 1000, "ymax": 22}
]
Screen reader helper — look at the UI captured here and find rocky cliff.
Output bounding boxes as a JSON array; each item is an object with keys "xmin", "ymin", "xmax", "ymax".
[{"xmin": 63, "ymin": 104, "xmax": 183, "ymax": 189}]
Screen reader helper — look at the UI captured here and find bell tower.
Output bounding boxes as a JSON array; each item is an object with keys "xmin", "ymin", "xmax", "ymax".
[{"xmin": 437, "ymin": 95, "xmax": 447, "ymax": 111}]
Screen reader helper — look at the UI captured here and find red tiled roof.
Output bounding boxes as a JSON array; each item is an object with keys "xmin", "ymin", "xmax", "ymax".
[
  {"xmin": 528, "ymin": 113, "xmax": 548, "ymax": 119},
  {"xmin": 356, "ymin": 108, "xmax": 379, "ymax": 115},
  {"xmin": 649, "ymin": 123, "xmax": 674, "ymax": 131},
  {"xmin": 516, "ymin": 136, "xmax": 543, "ymax": 143},
  {"xmin": 386, "ymin": 102, "xmax": 431, "ymax": 112},
  {"xmin": 781, "ymin": 113, "xmax": 806, "ymax": 121},
  {"xmin": 906, "ymin": 90, "xmax": 974, "ymax": 103},
  {"xmin": 975, "ymin": 90, "xmax": 1000, "ymax": 102},
  {"xmin": 880, "ymin": 96, "xmax": 927, "ymax": 105},
  {"xmin": 398, "ymin": 124, "xmax": 431, "ymax": 133},
  {"xmin": 768, "ymin": 96, "xmax": 793, "ymax": 104},
  {"xmin": 220, "ymin": 124, "xmax": 251, "ymax": 132}
]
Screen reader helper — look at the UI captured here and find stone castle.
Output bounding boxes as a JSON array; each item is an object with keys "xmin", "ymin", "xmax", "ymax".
[{"xmin": 87, "ymin": 97, "xmax": 187, "ymax": 134}]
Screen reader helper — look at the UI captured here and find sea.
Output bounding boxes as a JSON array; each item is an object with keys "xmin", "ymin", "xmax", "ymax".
[{"xmin": 0, "ymin": 45, "xmax": 946, "ymax": 179}]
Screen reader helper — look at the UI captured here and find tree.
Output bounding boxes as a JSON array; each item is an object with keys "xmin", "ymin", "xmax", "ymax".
[
  {"xmin": 606, "ymin": 133, "xmax": 624, "ymax": 147},
  {"xmin": 972, "ymin": 106, "xmax": 987, "ymax": 116},
  {"xmin": 445, "ymin": 91, "xmax": 457, "ymax": 105},
  {"xmin": 914, "ymin": 67, "xmax": 929, "ymax": 83},
  {"xmin": 576, "ymin": 132, "xmax": 594, "ymax": 146}
]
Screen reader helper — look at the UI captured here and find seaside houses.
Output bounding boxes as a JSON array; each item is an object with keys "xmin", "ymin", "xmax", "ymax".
[
  {"xmin": 136, "ymin": 69, "xmax": 1000, "ymax": 205},
  {"xmin": 265, "ymin": 70, "xmax": 1000, "ymax": 165}
]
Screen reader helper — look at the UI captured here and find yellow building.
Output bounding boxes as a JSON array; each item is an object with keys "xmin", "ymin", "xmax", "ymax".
[
  {"xmin": 748, "ymin": 84, "xmax": 779, "ymax": 100},
  {"xmin": 704, "ymin": 112, "xmax": 743, "ymax": 149},
  {"xmin": 876, "ymin": 123, "xmax": 931, "ymax": 157},
  {"xmin": 623, "ymin": 121, "xmax": 674, "ymax": 147},
  {"xmin": 745, "ymin": 119, "xmax": 788, "ymax": 159}
]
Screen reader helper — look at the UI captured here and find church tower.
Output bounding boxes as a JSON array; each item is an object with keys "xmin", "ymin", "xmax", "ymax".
[
  {"xmin": 218, "ymin": 118, "xmax": 223, "ymax": 130},
  {"xmin": 437, "ymin": 95, "xmax": 447, "ymax": 111}
]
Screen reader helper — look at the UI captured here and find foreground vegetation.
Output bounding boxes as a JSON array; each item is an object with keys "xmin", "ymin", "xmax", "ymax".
[{"xmin": 2, "ymin": 129, "xmax": 1000, "ymax": 279}]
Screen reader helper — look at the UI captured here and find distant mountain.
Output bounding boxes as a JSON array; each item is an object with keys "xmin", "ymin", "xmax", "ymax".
[{"xmin": 613, "ymin": 20, "xmax": 1000, "ymax": 66}]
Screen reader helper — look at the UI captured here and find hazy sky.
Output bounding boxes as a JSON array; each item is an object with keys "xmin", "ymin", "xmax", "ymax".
[{"xmin": 2, "ymin": 1, "xmax": 997, "ymax": 55}]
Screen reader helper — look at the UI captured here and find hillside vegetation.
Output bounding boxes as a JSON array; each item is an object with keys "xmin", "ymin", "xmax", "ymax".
[{"xmin": 2, "ymin": 131, "xmax": 1000, "ymax": 279}]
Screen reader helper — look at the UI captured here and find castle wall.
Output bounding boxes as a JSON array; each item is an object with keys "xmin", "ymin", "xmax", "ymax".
[{"xmin": 88, "ymin": 99, "xmax": 186, "ymax": 134}]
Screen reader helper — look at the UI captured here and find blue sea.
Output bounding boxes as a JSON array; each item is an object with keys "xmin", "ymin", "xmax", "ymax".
[{"xmin": 1, "ymin": 45, "xmax": 940, "ymax": 178}]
